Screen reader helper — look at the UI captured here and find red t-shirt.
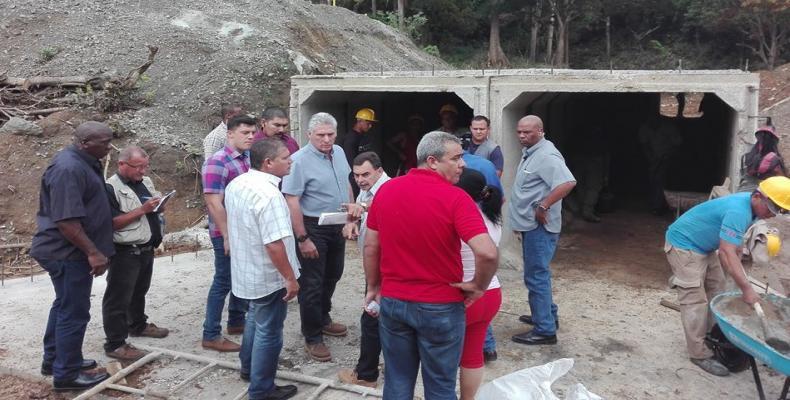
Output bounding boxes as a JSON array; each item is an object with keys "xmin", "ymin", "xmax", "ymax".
[{"xmin": 366, "ymin": 168, "xmax": 488, "ymax": 303}]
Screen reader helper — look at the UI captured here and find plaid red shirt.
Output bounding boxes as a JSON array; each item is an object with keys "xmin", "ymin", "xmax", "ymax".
[{"xmin": 202, "ymin": 145, "xmax": 250, "ymax": 238}]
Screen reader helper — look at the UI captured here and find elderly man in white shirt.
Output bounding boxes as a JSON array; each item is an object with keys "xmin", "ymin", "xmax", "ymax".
[
  {"xmin": 224, "ymin": 138, "xmax": 300, "ymax": 400},
  {"xmin": 337, "ymin": 151, "xmax": 390, "ymax": 388}
]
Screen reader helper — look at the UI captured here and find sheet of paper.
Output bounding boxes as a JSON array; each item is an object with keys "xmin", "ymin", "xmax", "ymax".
[
  {"xmin": 153, "ymin": 190, "xmax": 176, "ymax": 213},
  {"xmin": 318, "ymin": 212, "xmax": 348, "ymax": 225}
]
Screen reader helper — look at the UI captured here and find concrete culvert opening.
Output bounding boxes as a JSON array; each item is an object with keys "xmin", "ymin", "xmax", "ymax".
[
  {"xmin": 291, "ymin": 69, "xmax": 759, "ymax": 287},
  {"xmin": 297, "ymin": 90, "xmax": 473, "ymax": 174}
]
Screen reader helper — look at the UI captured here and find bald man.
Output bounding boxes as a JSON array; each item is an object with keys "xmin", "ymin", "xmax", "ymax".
[
  {"xmin": 30, "ymin": 121, "xmax": 114, "ymax": 390},
  {"xmin": 508, "ymin": 116, "xmax": 576, "ymax": 346},
  {"xmin": 102, "ymin": 146, "xmax": 169, "ymax": 362}
]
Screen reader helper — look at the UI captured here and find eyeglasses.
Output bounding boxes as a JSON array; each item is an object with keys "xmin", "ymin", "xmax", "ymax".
[
  {"xmin": 122, "ymin": 161, "xmax": 149, "ymax": 170},
  {"xmin": 763, "ymin": 196, "xmax": 788, "ymax": 216}
]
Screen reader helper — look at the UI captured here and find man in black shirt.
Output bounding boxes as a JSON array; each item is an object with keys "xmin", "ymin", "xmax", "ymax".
[
  {"xmin": 103, "ymin": 146, "xmax": 169, "ymax": 361},
  {"xmin": 30, "ymin": 121, "xmax": 114, "ymax": 391},
  {"xmin": 343, "ymin": 108, "xmax": 376, "ymax": 198}
]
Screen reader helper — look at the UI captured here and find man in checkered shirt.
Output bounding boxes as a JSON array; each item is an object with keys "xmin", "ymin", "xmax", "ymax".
[
  {"xmin": 225, "ymin": 139, "xmax": 300, "ymax": 400},
  {"xmin": 200, "ymin": 115, "xmax": 257, "ymax": 352}
]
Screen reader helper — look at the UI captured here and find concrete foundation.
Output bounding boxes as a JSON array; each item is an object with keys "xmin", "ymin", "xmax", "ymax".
[{"xmin": 289, "ymin": 69, "xmax": 760, "ymax": 256}]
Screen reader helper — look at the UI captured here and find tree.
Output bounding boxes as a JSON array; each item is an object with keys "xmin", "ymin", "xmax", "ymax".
[
  {"xmin": 477, "ymin": 0, "xmax": 525, "ymax": 68},
  {"xmin": 739, "ymin": 0, "xmax": 790, "ymax": 69}
]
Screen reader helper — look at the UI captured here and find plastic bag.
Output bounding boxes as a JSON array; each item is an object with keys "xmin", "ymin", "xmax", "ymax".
[{"xmin": 476, "ymin": 358, "xmax": 601, "ymax": 400}]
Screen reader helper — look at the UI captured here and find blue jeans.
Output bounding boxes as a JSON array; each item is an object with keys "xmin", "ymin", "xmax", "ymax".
[
  {"xmin": 483, "ymin": 325, "xmax": 496, "ymax": 353},
  {"xmin": 41, "ymin": 259, "xmax": 93, "ymax": 381},
  {"xmin": 379, "ymin": 297, "xmax": 465, "ymax": 400},
  {"xmin": 239, "ymin": 289, "xmax": 287, "ymax": 400},
  {"xmin": 522, "ymin": 226, "xmax": 559, "ymax": 336},
  {"xmin": 202, "ymin": 236, "xmax": 248, "ymax": 341}
]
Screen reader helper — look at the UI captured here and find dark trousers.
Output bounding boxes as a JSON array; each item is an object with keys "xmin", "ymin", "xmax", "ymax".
[
  {"xmin": 297, "ymin": 217, "xmax": 345, "ymax": 344},
  {"xmin": 41, "ymin": 259, "xmax": 93, "ymax": 382},
  {"xmin": 355, "ymin": 310, "xmax": 381, "ymax": 381},
  {"xmin": 102, "ymin": 248, "xmax": 154, "ymax": 352}
]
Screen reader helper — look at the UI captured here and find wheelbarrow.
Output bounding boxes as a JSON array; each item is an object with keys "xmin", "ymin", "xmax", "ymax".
[{"xmin": 711, "ymin": 292, "xmax": 790, "ymax": 400}]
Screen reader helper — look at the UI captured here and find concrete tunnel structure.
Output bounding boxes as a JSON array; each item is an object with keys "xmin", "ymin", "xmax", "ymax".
[{"xmin": 289, "ymin": 69, "xmax": 760, "ymax": 258}]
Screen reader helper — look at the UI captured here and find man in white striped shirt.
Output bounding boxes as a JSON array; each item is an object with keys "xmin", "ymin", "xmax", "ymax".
[{"xmin": 225, "ymin": 139, "xmax": 300, "ymax": 400}]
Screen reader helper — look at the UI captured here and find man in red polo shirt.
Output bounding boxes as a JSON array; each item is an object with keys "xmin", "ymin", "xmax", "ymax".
[{"xmin": 363, "ymin": 131, "xmax": 498, "ymax": 400}]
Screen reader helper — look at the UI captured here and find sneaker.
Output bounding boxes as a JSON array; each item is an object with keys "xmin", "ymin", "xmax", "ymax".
[
  {"xmin": 483, "ymin": 350, "xmax": 497, "ymax": 363},
  {"xmin": 322, "ymin": 322, "xmax": 348, "ymax": 337},
  {"xmin": 227, "ymin": 325, "xmax": 245, "ymax": 335},
  {"xmin": 201, "ymin": 337, "xmax": 241, "ymax": 352},
  {"xmin": 106, "ymin": 344, "xmax": 147, "ymax": 361},
  {"xmin": 690, "ymin": 357, "xmax": 730, "ymax": 376},
  {"xmin": 262, "ymin": 384, "xmax": 298, "ymax": 400},
  {"xmin": 130, "ymin": 323, "xmax": 169, "ymax": 338},
  {"xmin": 304, "ymin": 342, "xmax": 332, "ymax": 362},
  {"xmin": 337, "ymin": 368, "xmax": 377, "ymax": 388}
]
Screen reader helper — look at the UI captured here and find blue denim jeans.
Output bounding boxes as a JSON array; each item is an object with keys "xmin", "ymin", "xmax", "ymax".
[
  {"xmin": 379, "ymin": 297, "xmax": 465, "ymax": 400},
  {"xmin": 41, "ymin": 259, "xmax": 93, "ymax": 381},
  {"xmin": 483, "ymin": 324, "xmax": 496, "ymax": 353},
  {"xmin": 239, "ymin": 289, "xmax": 287, "ymax": 400},
  {"xmin": 202, "ymin": 236, "xmax": 248, "ymax": 341},
  {"xmin": 522, "ymin": 225, "xmax": 559, "ymax": 336}
]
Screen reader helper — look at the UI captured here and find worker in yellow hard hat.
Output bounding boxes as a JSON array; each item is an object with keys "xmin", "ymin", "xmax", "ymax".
[
  {"xmin": 664, "ymin": 175, "xmax": 790, "ymax": 377},
  {"xmin": 436, "ymin": 103, "xmax": 469, "ymax": 138},
  {"xmin": 343, "ymin": 108, "xmax": 377, "ymax": 197}
]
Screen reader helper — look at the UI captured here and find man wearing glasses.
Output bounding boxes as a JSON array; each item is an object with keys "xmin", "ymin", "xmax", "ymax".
[{"xmin": 664, "ymin": 176, "xmax": 790, "ymax": 377}]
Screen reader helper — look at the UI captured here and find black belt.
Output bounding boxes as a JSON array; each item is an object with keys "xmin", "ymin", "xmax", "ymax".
[{"xmin": 115, "ymin": 244, "xmax": 154, "ymax": 254}]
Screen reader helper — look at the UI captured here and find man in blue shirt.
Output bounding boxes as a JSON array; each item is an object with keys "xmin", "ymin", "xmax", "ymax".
[{"xmin": 665, "ymin": 176, "xmax": 790, "ymax": 376}]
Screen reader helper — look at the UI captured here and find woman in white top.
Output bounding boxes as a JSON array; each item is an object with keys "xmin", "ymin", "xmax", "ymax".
[{"xmin": 455, "ymin": 168, "xmax": 502, "ymax": 400}]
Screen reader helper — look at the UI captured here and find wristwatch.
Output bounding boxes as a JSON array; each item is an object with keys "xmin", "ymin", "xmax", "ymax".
[{"xmin": 296, "ymin": 234, "xmax": 310, "ymax": 243}]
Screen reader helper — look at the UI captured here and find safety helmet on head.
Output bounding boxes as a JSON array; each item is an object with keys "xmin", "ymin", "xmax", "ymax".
[
  {"xmin": 439, "ymin": 104, "xmax": 458, "ymax": 116},
  {"xmin": 758, "ymin": 176, "xmax": 790, "ymax": 212},
  {"xmin": 355, "ymin": 108, "xmax": 377, "ymax": 122}
]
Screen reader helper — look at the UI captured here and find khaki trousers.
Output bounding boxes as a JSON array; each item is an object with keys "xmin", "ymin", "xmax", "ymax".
[{"xmin": 664, "ymin": 241, "xmax": 727, "ymax": 359}]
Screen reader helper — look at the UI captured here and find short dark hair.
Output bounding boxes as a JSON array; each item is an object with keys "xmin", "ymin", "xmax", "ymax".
[
  {"xmin": 472, "ymin": 115, "xmax": 490, "ymax": 126},
  {"xmin": 221, "ymin": 103, "xmax": 243, "ymax": 118},
  {"xmin": 260, "ymin": 107, "xmax": 289, "ymax": 121},
  {"xmin": 250, "ymin": 139, "xmax": 285, "ymax": 170},
  {"xmin": 227, "ymin": 115, "xmax": 257, "ymax": 131},
  {"xmin": 353, "ymin": 151, "xmax": 382, "ymax": 169}
]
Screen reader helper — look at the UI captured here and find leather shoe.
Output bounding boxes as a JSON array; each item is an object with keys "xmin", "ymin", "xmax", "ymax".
[
  {"xmin": 262, "ymin": 384, "xmax": 298, "ymax": 400},
  {"xmin": 106, "ymin": 343, "xmax": 147, "ymax": 361},
  {"xmin": 322, "ymin": 322, "xmax": 348, "ymax": 337},
  {"xmin": 227, "ymin": 325, "xmax": 245, "ymax": 335},
  {"xmin": 130, "ymin": 323, "xmax": 169, "ymax": 338},
  {"xmin": 512, "ymin": 331, "xmax": 557, "ymax": 345},
  {"xmin": 41, "ymin": 359, "xmax": 97, "ymax": 376},
  {"xmin": 53, "ymin": 371, "xmax": 109, "ymax": 391},
  {"xmin": 240, "ymin": 371, "xmax": 250, "ymax": 381},
  {"xmin": 519, "ymin": 314, "xmax": 559, "ymax": 329},
  {"xmin": 202, "ymin": 337, "xmax": 241, "ymax": 352},
  {"xmin": 483, "ymin": 350, "xmax": 497, "ymax": 363}
]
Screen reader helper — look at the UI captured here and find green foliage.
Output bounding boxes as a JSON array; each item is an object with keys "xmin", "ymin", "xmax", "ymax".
[
  {"xmin": 422, "ymin": 44, "xmax": 441, "ymax": 57},
  {"xmin": 39, "ymin": 47, "xmax": 60, "ymax": 63},
  {"xmin": 370, "ymin": 10, "xmax": 428, "ymax": 41}
]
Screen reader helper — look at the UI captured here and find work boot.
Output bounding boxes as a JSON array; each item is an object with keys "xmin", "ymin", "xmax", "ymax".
[
  {"xmin": 130, "ymin": 323, "xmax": 169, "ymax": 338},
  {"xmin": 337, "ymin": 368, "xmax": 377, "ymax": 388},
  {"xmin": 322, "ymin": 321, "xmax": 348, "ymax": 337},
  {"xmin": 304, "ymin": 342, "xmax": 332, "ymax": 362},
  {"xmin": 690, "ymin": 357, "xmax": 729, "ymax": 376},
  {"xmin": 106, "ymin": 343, "xmax": 147, "ymax": 361},
  {"xmin": 227, "ymin": 325, "xmax": 245, "ymax": 335},
  {"xmin": 202, "ymin": 337, "xmax": 241, "ymax": 352}
]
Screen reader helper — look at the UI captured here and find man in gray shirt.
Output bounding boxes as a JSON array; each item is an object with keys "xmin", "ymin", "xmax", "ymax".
[
  {"xmin": 508, "ymin": 115, "xmax": 576, "ymax": 346},
  {"xmin": 282, "ymin": 112, "xmax": 357, "ymax": 362}
]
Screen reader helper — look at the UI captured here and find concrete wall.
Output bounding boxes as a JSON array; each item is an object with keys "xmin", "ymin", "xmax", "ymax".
[{"xmin": 290, "ymin": 69, "xmax": 760, "ymax": 257}]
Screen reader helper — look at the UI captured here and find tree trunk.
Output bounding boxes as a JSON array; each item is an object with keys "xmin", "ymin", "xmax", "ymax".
[
  {"xmin": 605, "ymin": 15, "xmax": 611, "ymax": 60},
  {"xmin": 529, "ymin": 0, "xmax": 542, "ymax": 64},
  {"xmin": 397, "ymin": 0, "xmax": 405, "ymax": 31},
  {"xmin": 372, "ymin": 0, "xmax": 376, "ymax": 14},
  {"xmin": 554, "ymin": 17, "xmax": 565, "ymax": 66},
  {"xmin": 546, "ymin": 14, "xmax": 555, "ymax": 65},
  {"xmin": 488, "ymin": 14, "xmax": 510, "ymax": 68}
]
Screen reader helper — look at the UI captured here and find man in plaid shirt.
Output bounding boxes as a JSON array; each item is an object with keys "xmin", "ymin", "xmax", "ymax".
[{"xmin": 200, "ymin": 115, "xmax": 257, "ymax": 352}]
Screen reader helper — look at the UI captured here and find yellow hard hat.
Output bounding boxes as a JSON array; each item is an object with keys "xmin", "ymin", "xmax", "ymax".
[
  {"xmin": 439, "ymin": 104, "xmax": 458, "ymax": 115},
  {"xmin": 355, "ymin": 108, "xmax": 377, "ymax": 122},
  {"xmin": 766, "ymin": 233, "xmax": 781, "ymax": 257},
  {"xmin": 758, "ymin": 176, "xmax": 790, "ymax": 211}
]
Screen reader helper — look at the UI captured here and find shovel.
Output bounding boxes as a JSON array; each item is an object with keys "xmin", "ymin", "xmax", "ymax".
[{"xmin": 753, "ymin": 302, "xmax": 790, "ymax": 354}]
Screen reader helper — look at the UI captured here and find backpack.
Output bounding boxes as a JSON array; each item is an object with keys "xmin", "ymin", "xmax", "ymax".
[{"xmin": 704, "ymin": 324, "xmax": 750, "ymax": 372}]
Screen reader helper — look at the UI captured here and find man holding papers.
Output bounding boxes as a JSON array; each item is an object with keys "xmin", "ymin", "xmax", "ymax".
[{"xmin": 282, "ymin": 112, "xmax": 356, "ymax": 362}]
